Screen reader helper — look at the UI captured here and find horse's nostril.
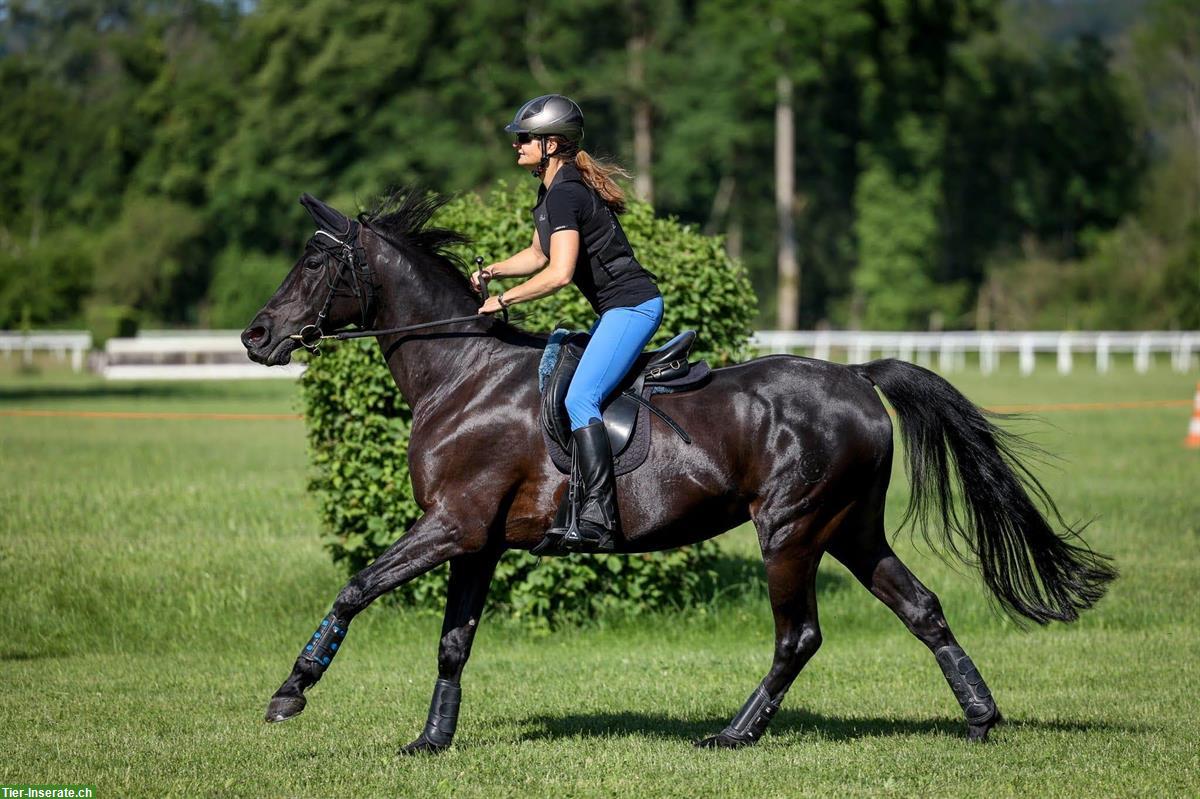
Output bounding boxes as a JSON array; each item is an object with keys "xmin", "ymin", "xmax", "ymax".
[{"xmin": 242, "ymin": 326, "xmax": 268, "ymax": 347}]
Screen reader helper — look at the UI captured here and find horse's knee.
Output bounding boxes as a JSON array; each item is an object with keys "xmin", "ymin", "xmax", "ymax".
[{"xmin": 332, "ymin": 580, "xmax": 366, "ymax": 619}]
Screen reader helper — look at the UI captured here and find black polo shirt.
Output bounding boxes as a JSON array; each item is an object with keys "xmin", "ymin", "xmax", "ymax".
[{"xmin": 533, "ymin": 164, "xmax": 660, "ymax": 315}]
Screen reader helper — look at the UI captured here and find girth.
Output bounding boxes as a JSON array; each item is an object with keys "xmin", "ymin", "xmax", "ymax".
[{"xmin": 539, "ymin": 330, "xmax": 711, "ymax": 476}]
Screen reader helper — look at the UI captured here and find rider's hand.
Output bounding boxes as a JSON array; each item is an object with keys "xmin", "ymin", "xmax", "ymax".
[
  {"xmin": 478, "ymin": 295, "xmax": 506, "ymax": 315},
  {"xmin": 470, "ymin": 266, "xmax": 497, "ymax": 291}
]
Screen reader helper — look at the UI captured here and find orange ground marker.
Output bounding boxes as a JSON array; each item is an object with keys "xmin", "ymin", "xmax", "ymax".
[
  {"xmin": 0, "ymin": 409, "xmax": 302, "ymax": 421},
  {"xmin": 1186, "ymin": 383, "xmax": 1200, "ymax": 449}
]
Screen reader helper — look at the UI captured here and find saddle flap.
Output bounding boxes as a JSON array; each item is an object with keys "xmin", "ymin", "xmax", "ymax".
[
  {"xmin": 541, "ymin": 336, "xmax": 584, "ymax": 455},
  {"xmin": 602, "ymin": 376, "xmax": 643, "ymax": 457}
]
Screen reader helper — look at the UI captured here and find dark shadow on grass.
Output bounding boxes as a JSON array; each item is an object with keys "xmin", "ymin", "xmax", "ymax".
[
  {"xmin": 518, "ymin": 708, "xmax": 1130, "ymax": 744},
  {"xmin": 1, "ymin": 650, "xmax": 66, "ymax": 662}
]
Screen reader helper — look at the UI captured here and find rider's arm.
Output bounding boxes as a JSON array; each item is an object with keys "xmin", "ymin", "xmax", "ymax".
[
  {"xmin": 484, "ymin": 230, "xmax": 548, "ymax": 279},
  {"xmin": 496, "ymin": 230, "xmax": 577, "ymax": 307}
]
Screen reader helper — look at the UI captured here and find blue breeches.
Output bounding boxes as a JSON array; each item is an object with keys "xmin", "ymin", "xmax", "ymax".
[{"xmin": 565, "ymin": 296, "xmax": 664, "ymax": 431}]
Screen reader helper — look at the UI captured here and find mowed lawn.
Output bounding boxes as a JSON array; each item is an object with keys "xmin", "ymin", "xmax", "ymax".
[{"xmin": 1, "ymin": 358, "xmax": 1197, "ymax": 798}]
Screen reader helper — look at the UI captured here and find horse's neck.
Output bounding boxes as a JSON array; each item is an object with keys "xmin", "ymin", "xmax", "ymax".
[{"xmin": 368, "ymin": 236, "xmax": 503, "ymax": 412}]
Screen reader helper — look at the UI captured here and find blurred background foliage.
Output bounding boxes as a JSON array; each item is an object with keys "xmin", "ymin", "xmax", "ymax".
[{"xmin": 0, "ymin": 0, "xmax": 1196, "ymax": 332}]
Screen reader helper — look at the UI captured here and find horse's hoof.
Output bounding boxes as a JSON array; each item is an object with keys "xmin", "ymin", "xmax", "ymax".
[
  {"xmin": 264, "ymin": 694, "xmax": 306, "ymax": 723},
  {"xmin": 398, "ymin": 734, "xmax": 450, "ymax": 756},
  {"xmin": 694, "ymin": 732, "xmax": 750, "ymax": 750},
  {"xmin": 966, "ymin": 710, "xmax": 1002, "ymax": 743}
]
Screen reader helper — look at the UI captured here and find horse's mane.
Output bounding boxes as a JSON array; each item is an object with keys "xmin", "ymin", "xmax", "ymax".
[
  {"xmin": 361, "ymin": 186, "xmax": 547, "ymax": 348},
  {"xmin": 360, "ymin": 187, "xmax": 473, "ymax": 296}
]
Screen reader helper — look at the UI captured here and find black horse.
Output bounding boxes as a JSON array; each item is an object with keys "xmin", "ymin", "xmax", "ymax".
[{"xmin": 242, "ymin": 190, "xmax": 1115, "ymax": 753}]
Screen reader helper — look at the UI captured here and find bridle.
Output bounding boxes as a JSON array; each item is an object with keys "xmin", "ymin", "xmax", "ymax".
[
  {"xmin": 291, "ymin": 222, "xmax": 376, "ymax": 354},
  {"xmin": 289, "ymin": 220, "xmax": 506, "ymax": 356}
]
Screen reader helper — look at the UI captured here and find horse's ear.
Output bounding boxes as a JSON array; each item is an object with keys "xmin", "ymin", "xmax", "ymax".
[{"xmin": 299, "ymin": 193, "xmax": 352, "ymax": 236}]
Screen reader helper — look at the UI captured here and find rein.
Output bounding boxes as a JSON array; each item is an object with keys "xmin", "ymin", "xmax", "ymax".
[{"xmin": 289, "ymin": 225, "xmax": 504, "ymax": 355}]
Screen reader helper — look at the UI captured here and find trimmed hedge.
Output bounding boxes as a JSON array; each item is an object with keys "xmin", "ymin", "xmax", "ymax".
[{"xmin": 299, "ymin": 181, "xmax": 756, "ymax": 627}]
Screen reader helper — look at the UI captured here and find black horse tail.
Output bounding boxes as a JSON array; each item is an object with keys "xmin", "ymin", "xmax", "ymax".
[{"xmin": 851, "ymin": 358, "xmax": 1117, "ymax": 625}]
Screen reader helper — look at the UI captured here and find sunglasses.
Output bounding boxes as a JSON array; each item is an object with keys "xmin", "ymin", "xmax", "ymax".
[{"xmin": 514, "ymin": 132, "xmax": 535, "ymax": 145}]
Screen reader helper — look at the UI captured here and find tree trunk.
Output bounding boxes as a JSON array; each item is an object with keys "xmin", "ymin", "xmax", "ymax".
[
  {"xmin": 705, "ymin": 174, "xmax": 735, "ymax": 237},
  {"xmin": 628, "ymin": 3, "xmax": 653, "ymax": 205},
  {"xmin": 633, "ymin": 99, "xmax": 654, "ymax": 205},
  {"xmin": 775, "ymin": 70, "xmax": 798, "ymax": 330},
  {"xmin": 726, "ymin": 215, "xmax": 743, "ymax": 263}
]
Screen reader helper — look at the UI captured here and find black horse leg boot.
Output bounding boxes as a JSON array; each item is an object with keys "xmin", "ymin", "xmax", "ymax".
[{"xmin": 562, "ymin": 420, "xmax": 619, "ymax": 552}]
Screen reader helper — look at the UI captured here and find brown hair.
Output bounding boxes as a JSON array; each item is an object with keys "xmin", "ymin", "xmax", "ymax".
[{"xmin": 550, "ymin": 137, "xmax": 631, "ymax": 214}]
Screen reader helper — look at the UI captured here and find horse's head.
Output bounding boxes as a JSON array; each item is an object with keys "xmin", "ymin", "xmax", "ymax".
[{"xmin": 242, "ymin": 194, "xmax": 376, "ymax": 365}]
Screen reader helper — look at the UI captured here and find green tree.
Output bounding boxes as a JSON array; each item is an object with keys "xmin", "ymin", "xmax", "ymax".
[
  {"xmin": 207, "ymin": 0, "xmax": 534, "ymax": 252},
  {"xmin": 0, "ymin": 227, "xmax": 94, "ymax": 328},
  {"xmin": 977, "ymin": 0, "xmax": 1196, "ymax": 331},
  {"xmin": 0, "ymin": 0, "xmax": 1168, "ymax": 332},
  {"xmin": 93, "ymin": 195, "xmax": 205, "ymax": 320}
]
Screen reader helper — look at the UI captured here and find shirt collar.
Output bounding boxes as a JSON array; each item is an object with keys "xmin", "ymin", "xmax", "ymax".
[{"xmin": 536, "ymin": 162, "xmax": 584, "ymax": 203}]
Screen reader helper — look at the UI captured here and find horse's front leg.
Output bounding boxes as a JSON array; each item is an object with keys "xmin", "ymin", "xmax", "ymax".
[
  {"xmin": 399, "ymin": 548, "xmax": 501, "ymax": 755},
  {"xmin": 264, "ymin": 511, "xmax": 484, "ymax": 723}
]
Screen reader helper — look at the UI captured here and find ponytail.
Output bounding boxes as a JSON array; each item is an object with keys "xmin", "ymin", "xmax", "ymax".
[
  {"xmin": 574, "ymin": 150, "xmax": 631, "ymax": 214},
  {"xmin": 548, "ymin": 135, "xmax": 631, "ymax": 214}
]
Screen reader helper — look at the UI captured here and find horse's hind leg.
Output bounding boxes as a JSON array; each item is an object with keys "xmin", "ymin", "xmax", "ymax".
[
  {"xmin": 399, "ymin": 548, "xmax": 500, "ymax": 755},
  {"xmin": 696, "ymin": 541, "xmax": 822, "ymax": 749},
  {"xmin": 830, "ymin": 526, "xmax": 1001, "ymax": 742}
]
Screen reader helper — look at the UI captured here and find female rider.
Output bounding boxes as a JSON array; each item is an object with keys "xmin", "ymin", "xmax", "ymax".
[{"xmin": 473, "ymin": 94, "xmax": 663, "ymax": 553}]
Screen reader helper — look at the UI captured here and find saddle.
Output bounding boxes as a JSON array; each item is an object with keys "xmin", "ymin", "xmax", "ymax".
[{"xmin": 539, "ymin": 330, "xmax": 712, "ymax": 477}]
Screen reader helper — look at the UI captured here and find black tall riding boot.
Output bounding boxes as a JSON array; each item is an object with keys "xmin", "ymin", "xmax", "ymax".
[
  {"xmin": 564, "ymin": 421, "xmax": 620, "ymax": 551},
  {"xmin": 535, "ymin": 421, "xmax": 619, "ymax": 554}
]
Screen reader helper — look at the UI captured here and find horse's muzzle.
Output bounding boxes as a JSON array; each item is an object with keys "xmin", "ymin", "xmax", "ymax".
[{"xmin": 241, "ymin": 322, "xmax": 297, "ymax": 366}]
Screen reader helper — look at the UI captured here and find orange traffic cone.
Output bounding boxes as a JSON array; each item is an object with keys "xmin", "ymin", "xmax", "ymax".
[{"xmin": 1187, "ymin": 382, "xmax": 1200, "ymax": 449}]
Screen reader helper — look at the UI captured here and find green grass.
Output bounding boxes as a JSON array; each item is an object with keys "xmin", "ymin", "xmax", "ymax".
[{"xmin": 1, "ymin": 362, "xmax": 1198, "ymax": 797}]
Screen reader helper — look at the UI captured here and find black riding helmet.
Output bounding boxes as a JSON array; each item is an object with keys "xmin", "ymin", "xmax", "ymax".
[
  {"xmin": 505, "ymin": 94, "xmax": 584, "ymax": 142},
  {"xmin": 505, "ymin": 94, "xmax": 584, "ymax": 175}
]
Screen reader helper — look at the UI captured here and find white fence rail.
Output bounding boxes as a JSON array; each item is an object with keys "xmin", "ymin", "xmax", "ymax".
[
  {"xmin": 749, "ymin": 330, "xmax": 1200, "ymax": 374},
  {"xmin": 0, "ymin": 331, "xmax": 92, "ymax": 372},
  {"xmin": 102, "ymin": 332, "xmax": 304, "ymax": 380},
  {"xmin": 6, "ymin": 329, "xmax": 1196, "ymax": 380}
]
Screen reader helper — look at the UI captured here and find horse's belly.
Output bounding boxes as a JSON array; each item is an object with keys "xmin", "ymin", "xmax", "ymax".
[{"xmin": 619, "ymin": 486, "xmax": 750, "ymax": 553}]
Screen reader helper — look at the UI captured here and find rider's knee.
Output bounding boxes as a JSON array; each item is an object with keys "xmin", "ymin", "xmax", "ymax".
[{"xmin": 564, "ymin": 387, "xmax": 600, "ymax": 429}]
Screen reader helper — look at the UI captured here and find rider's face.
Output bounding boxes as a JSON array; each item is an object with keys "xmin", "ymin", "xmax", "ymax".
[{"xmin": 513, "ymin": 134, "xmax": 556, "ymax": 168}]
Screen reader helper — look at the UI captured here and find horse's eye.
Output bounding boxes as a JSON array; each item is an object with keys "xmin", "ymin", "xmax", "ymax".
[{"xmin": 304, "ymin": 257, "xmax": 323, "ymax": 271}]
